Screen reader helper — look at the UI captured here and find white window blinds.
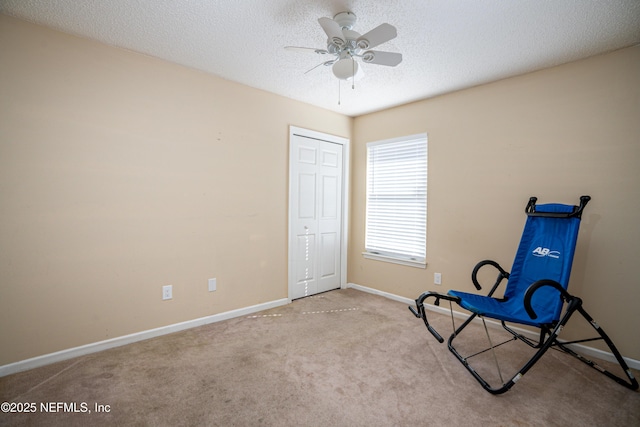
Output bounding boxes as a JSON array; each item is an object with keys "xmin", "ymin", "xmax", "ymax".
[{"xmin": 365, "ymin": 135, "xmax": 427, "ymax": 264}]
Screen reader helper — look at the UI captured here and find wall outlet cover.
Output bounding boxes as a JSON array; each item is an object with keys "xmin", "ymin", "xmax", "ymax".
[{"xmin": 162, "ymin": 285, "xmax": 173, "ymax": 300}]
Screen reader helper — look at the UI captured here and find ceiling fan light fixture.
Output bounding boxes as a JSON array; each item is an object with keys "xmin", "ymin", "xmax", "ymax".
[{"xmin": 332, "ymin": 57, "xmax": 362, "ymax": 81}]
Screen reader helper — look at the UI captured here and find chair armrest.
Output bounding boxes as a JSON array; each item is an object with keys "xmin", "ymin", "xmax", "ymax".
[
  {"xmin": 472, "ymin": 260, "xmax": 510, "ymax": 295},
  {"xmin": 409, "ymin": 291, "xmax": 460, "ymax": 343},
  {"xmin": 524, "ymin": 279, "xmax": 574, "ymax": 319}
]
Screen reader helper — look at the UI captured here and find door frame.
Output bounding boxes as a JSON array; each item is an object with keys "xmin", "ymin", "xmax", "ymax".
[{"xmin": 288, "ymin": 126, "xmax": 350, "ymax": 301}]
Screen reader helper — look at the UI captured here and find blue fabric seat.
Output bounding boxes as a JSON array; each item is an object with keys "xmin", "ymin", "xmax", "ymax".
[
  {"xmin": 446, "ymin": 291, "xmax": 551, "ymax": 326},
  {"xmin": 449, "ymin": 202, "xmax": 579, "ymax": 327}
]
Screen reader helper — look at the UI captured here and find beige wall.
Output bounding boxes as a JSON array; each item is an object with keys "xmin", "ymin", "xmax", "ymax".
[
  {"xmin": 1, "ymin": 13, "xmax": 638, "ymax": 367},
  {"xmin": 349, "ymin": 45, "xmax": 640, "ymax": 360},
  {"xmin": 0, "ymin": 15, "xmax": 351, "ymax": 365}
]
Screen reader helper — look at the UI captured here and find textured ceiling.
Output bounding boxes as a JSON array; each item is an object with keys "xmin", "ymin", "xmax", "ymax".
[{"xmin": 1, "ymin": 0, "xmax": 639, "ymax": 117}]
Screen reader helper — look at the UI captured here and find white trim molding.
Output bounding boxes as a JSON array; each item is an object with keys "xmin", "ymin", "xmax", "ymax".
[
  {"xmin": 362, "ymin": 252, "xmax": 427, "ymax": 269},
  {"xmin": 347, "ymin": 283, "xmax": 640, "ymax": 371},
  {"xmin": 0, "ymin": 298, "xmax": 290, "ymax": 377}
]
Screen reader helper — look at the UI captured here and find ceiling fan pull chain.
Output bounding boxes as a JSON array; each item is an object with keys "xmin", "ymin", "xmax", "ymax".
[
  {"xmin": 338, "ymin": 79, "xmax": 341, "ymax": 105},
  {"xmin": 352, "ymin": 57, "xmax": 355, "ymax": 90}
]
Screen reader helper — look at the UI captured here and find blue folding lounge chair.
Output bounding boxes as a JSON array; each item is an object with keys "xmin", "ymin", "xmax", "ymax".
[{"xmin": 409, "ymin": 196, "xmax": 638, "ymax": 394}]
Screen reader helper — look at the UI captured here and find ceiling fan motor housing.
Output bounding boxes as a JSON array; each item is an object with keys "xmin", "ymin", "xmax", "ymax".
[
  {"xmin": 326, "ymin": 29, "xmax": 362, "ymax": 55},
  {"xmin": 333, "ymin": 12, "xmax": 357, "ymax": 30},
  {"xmin": 326, "ymin": 13, "xmax": 374, "ymax": 54}
]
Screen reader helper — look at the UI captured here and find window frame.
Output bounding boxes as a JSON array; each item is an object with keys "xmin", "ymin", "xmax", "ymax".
[{"xmin": 363, "ymin": 133, "xmax": 428, "ymax": 268}]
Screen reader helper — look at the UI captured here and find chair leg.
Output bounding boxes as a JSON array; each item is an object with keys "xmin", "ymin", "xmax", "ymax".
[
  {"xmin": 448, "ymin": 312, "xmax": 519, "ymax": 394},
  {"xmin": 450, "ymin": 315, "xmax": 568, "ymax": 393},
  {"xmin": 480, "ymin": 316, "xmax": 505, "ymax": 384},
  {"xmin": 448, "ymin": 298, "xmax": 639, "ymax": 393},
  {"xmin": 553, "ymin": 305, "xmax": 639, "ymax": 390}
]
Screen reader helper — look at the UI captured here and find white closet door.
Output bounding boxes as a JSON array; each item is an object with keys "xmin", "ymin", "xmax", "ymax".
[{"xmin": 290, "ymin": 134, "xmax": 343, "ymax": 299}]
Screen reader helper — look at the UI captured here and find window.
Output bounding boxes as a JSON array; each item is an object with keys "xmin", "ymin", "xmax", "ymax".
[{"xmin": 364, "ymin": 134, "xmax": 427, "ymax": 267}]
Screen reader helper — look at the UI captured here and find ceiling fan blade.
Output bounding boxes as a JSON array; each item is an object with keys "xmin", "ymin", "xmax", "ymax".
[
  {"xmin": 362, "ymin": 50, "xmax": 402, "ymax": 67},
  {"xmin": 356, "ymin": 23, "xmax": 397, "ymax": 49},
  {"xmin": 318, "ymin": 17, "xmax": 346, "ymax": 47},
  {"xmin": 285, "ymin": 46, "xmax": 330, "ymax": 55},
  {"xmin": 304, "ymin": 60, "xmax": 337, "ymax": 74},
  {"xmin": 284, "ymin": 46, "xmax": 329, "ymax": 55}
]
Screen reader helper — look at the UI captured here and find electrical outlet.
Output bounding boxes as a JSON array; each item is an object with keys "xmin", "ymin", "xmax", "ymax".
[
  {"xmin": 162, "ymin": 285, "xmax": 172, "ymax": 300},
  {"xmin": 208, "ymin": 278, "xmax": 217, "ymax": 292},
  {"xmin": 434, "ymin": 273, "xmax": 442, "ymax": 285}
]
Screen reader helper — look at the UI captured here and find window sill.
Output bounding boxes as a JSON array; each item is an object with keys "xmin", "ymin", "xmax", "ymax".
[{"xmin": 362, "ymin": 252, "xmax": 427, "ymax": 269}]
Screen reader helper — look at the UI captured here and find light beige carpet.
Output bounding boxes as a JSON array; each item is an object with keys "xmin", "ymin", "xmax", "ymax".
[{"xmin": 1, "ymin": 288, "xmax": 638, "ymax": 426}]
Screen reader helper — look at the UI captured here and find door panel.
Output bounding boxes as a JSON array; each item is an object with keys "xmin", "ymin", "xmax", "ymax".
[
  {"xmin": 322, "ymin": 150, "xmax": 339, "ymax": 167},
  {"xmin": 298, "ymin": 173, "xmax": 316, "ymax": 219},
  {"xmin": 320, "ymin": 232, "xmax": 337, "ymax": 278},
  {"xmin": 321, "ymin": 176, "xmax": 338, "ymax": 219},
  {"xmin": 290, "ymin": 134, "xmax": 343, "ymax": 299},
  {"xmin": 298, "ymin": 146, "xmax": 317, "ymax": 164}
]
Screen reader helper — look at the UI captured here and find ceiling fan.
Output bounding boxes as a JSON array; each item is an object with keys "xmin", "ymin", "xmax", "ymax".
[{"xmin": 285, "ymin": 12, "xmax": 402, "ymax": 85}]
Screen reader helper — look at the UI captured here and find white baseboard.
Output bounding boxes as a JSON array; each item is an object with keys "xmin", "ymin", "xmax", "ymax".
[
  {"xmin": 347, "ymin": 283, "xmax": 640, "ymax": 371},
  {"xmin": 4, "ymin": 285, "xmax": 638, "ymax": 378},
  {"xmin": 0, "ymin": 298, "xmax": 290, "ymax": 378}
]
